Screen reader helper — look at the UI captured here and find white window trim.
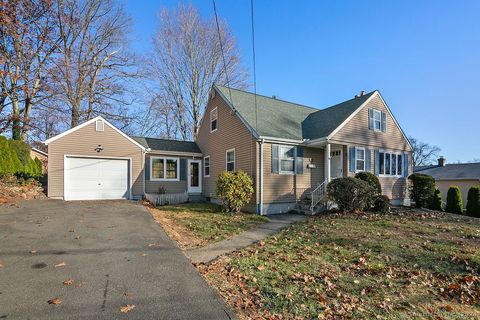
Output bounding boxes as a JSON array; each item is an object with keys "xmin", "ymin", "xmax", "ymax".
[
  {"xmin": 210, "ymin": 107, "xmax": 218, "ymax": 133},
  {"xmin": 226, "ymin": 148, "xmax": 235, "ymax": 171},
  {"xmin": 204, "ymin": 155, "xmax": 210, "ymax": 177},
  {"xmin": 355, "ymin": 147, "xmax": 366, "ymax": 172},
  {"xmin": 279, "ymin": 145, "xmax": 296, "ymax": 175},
  {"xmin": 150, "ymin": 156, "xmax": 180, "ymax": 181},
  {"xmin": 373, "ymin": 109, "xmax": 382, "ymax": 132},
  {"xmin": 378, "ymin": 150, "xmax": 403, "ymax": 177},
  {"xmin": 95, "ymin": 119, "xmax": 104, "ymax": 132}
]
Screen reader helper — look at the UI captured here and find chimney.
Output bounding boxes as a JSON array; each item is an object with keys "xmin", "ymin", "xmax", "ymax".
[
  {"xmin": 355, "ymin": 90, "xmax": 366, "ymax": 98},
  {"xmin": 438, "ymin": 156, "xmax": 446, "ymax": 167}
]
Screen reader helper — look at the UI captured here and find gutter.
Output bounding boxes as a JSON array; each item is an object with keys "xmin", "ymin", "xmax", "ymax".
[{"xmin": 259, "ymin": 138, "xmax": 264, "ymax": 215}]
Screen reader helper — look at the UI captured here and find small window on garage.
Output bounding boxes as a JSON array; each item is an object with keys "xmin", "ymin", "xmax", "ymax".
[{"xmin": 96, "ymin": 119, "xmax": 104, "ymax": 132}]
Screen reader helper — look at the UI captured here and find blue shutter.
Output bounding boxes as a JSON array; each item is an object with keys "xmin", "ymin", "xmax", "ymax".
[
  {"xmin": 365, "ymin": 148, "xmax": 371, "ymax": 172},
  {"xmin": 381, "ymin": 111, "xmax": 387, "ymax": 132},
  {"xmin": 271, "ymin": 144, "xmax": 279, "ymax": 174},
  {"xmin": 295, "ymin": 147, "xmax": 304, "ymax": 174},
  {"xmin": 368, "ymin": 109, "xmax": 374, "ymax": 130},
  {"xmin": 403, "ymin": 153, "xmax": 409, "ymax": 177},
  {"xmin": 349, "ymin": 146, "xmax": 356, "ymax": 172},
  {"xmin": 180, "ymin": 159, "xmax": 187, "ymax": 180},
  {"xmin": 374, "ymin": 150, "xmax": 380, "ymax": 176},
  {"xmin": 145, "ymin": 155, "xmax": 151, "ymax": 180}
]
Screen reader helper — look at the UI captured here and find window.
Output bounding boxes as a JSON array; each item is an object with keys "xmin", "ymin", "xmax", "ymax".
[
  {"xmin": 378, "ymin": 152, "xmax": 403, "ymax": 176},
  {"xmin": 226, "ymin": 149, "xmax": 235, "ymax": 171},
  {"xmin": 150, "ymin": 157, "xmax": 179, "ymax": 181},
  {"xmin": 356, "ymin": 147, "xmax": 365, "ymax": 171},
  {"xmin": 204, "ymin": 156, "xmax": 210, "ymax": 177},
  {"xmin": 210, "ymin": 107, "xmax": 218, "ymax": 132},
  {"xmin": 95, "ymin": 119, "xmax": 104, "ymax": 132},
  {"xmin": 373, "ymin": 110, "xmax": 381, "ymax": 131},
  {"xmin": 279, "ymin": 145, "xmax": 295, "ymax": 174}
]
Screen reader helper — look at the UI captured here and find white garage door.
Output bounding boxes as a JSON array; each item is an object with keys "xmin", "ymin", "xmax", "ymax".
[{"xmin": 65, "ymin": 157, "xmax": 129, "ymax": 200}]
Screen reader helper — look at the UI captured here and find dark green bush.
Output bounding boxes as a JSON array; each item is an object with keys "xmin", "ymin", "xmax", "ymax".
[
  {"xmin": 0, "ymin": 136, "xmax": 22, "ymax": 176},
  {"xmin": 373, "ymin": 195, "xmax": 390, "ymax": 213},
  {"xmin": 327, "ymin": 177, "xmax": 374, "ymax": 212},
  {"xmin": 445, "ymin": 186, "xmax": 463, "ymax": 215},
  {"xmin": 408, "ymin": 173, "xmax": 436, "ymax": 208},
  {"xmin": 466, "ymin": 186, "xmax": 480, "ymax": 218},
  {"xmin": 216, "ymin": 170, "xmax": 254, "ymax": 213},
  {"xmin": 355, "ymin": 171, "xmax": 382, "ymax": 194},
  {"xmin": 429, "ymin": 188, "xmax": 443, "ymax": 211}
]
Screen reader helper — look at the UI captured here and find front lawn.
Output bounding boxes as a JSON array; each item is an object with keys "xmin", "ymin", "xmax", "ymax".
[
  {"xmin": 199, "ymin": 209, "xmax": 480, "ymax": 319},
  {"xmin": 149, "ymin": 202, "xmax": 269, "ymax": 248}
]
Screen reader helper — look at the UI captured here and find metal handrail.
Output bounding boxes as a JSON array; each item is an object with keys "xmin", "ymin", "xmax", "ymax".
[{"xmin": 310, "ymin": 180, "xmax": 328, "ymax": 213}]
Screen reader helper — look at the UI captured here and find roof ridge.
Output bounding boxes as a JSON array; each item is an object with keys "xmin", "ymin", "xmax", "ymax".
[
  {"xmin": 130, "ymin": 136, "xmax": 196, "ymax": 143},
  {"xmin": 314, "ymin": 90, "xmax": 377, "ymax": 113}
]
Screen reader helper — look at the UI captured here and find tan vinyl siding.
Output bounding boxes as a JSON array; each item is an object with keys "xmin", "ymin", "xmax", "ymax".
[
  {"xmin": 196, "ymin": 90, "xmax": 257, "ymax": 204},
  {"xmin": 436, "ymin": 179, "xmax": 480, "ymax": 208},
  {"xmin": 263, "ymin": 143, "xmax": 324, "ymax": 203},
  {"xmin": 144, "ymin": 154, "xmax": 197, "ymax": 194},
  {"xmin": 47, "ymin": 121, "xmax": 144, "ymax": 198}
]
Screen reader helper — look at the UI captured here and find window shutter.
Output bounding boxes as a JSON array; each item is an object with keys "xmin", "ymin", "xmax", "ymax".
[
  {"xmin": 403, "ymin": 153, "xmax": 409, "ymax": 177},
  {"xmin": 365, "ymin": 148, "xmax": 371, "ymax": 172},
  {"xmin": 381, "ymin": 111, "xmax": 387, "ymax": 132},
  {"xmin": 374, "ymin": 150, "xmax": 380, "ymax": 176},
  {"xmin": 145, "ymin": 156, "xmax": 150, "ymax": 180},
  {"xmin": 180, "ymin": 159, "xmax": 187, "ymax": 181},
  {"xmin": 271, "ymin": 144, "xmax": 279, "ymax": 174},
  {"xmin": 295, "ymin": 147, "xmax": 304, "ymax": 174},
  {"xmin": 368, "ymin": 109, "xmax": 374, "ymax": 130},
  {"xmin": 349, "ymin": 146, "xmax": 356, "ymax": 172}
]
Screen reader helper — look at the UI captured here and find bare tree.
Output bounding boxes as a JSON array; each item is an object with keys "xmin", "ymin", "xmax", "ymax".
[
  {"xmin": 0, "ymin": 0, "xmax": 58, "ymax": 141},
  {"xmin": 146, "ymin": 4, "xmax": 247, "ymax": 140},
  {"xmin": 409, "ymin": 136, "xmax": 441, "ymax": 167},
  {"xmin": 53, "ymin": 0, "xmax": 138, "ymax": 128}
]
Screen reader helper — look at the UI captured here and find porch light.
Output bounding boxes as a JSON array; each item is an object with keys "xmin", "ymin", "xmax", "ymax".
[{"xmin": 95, "ymin": 145, "xmax": 104, "ymax": 152}]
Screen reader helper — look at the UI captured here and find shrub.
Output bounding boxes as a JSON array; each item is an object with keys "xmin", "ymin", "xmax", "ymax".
[
  {"xmin": 0, "ymin": 136, "xmax": 22, "ymax": 176},
  {"xmin": 355, "ymin": 171, "xmax": 382, "ymax": 194},
  {"xmin": 327, "ymin": 177, "xmax": 374, "ymax": 212},
  {"xmin": 408, "ymin": 173, "xmax": 436, "ymax": 208},
  {"xmin": 429, "ymin": 188, "xmax": 443, "ymax": 211},
  {"xmin": 466, "ymin": 186, "xmax": 480, "ymax": 217},
  {"xmin": 445, "ymin": 186, "xmax": 463, "ymax": 215},
  {"xmin": 216, "ymin": 170, "xmax": 254, "ymax": 213},
  {"xmin": 373, "ymin": 195, "xmax": 390, "ymax": 213}
]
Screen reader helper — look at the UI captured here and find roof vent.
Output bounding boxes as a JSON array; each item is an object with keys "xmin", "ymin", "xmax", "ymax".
[
  {"xmin": 355, "ymin": 90, "xmax": 366, "ymax": 98},
  {"xmin": 271, "ymin": 95, "xmax": 277, "ymax": 99}
]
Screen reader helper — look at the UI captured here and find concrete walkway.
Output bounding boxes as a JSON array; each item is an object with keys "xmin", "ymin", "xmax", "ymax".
[{"xmin": 186, "ymin": 214, "xmax": 306, "ymax": 264}]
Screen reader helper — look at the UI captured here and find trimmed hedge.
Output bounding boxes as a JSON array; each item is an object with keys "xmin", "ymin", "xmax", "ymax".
[
  {"xmin": 327, "ymin": 177, "xmax": 374, "ymax": 212},
  {"xmin": 445, "ymin": 186, "xmax": 463, "ymax": 215},
  {"xmin": 466, "ymin": 186, "xmax": 480, "ymax": 217},
  {"xmin": 0, "ymin": 136, "xmax": 42, "ymax": 178},
  {"xmin": 216, "ymin": 170, "xmax": 254, "ymax": 213},
  {"xmin": 429, "ymin": 188, "xmax": 443, "ymax": 211},
  {"xmin": 373, "ymin": 195, "xmax": 391, "ymax": 213},
  {"xmin": 355, "ymin": 171, "xmax": 382, "ymax": 194},
  {"xmin": 408, "ymin": 173, "xmax": 436, "ymax": 208}
]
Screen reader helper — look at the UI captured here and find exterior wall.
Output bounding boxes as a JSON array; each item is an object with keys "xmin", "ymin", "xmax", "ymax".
[
  {"xmin": 436, "ymin": 179, "xmax": 480, "ymax": 208},
  {"xmin": 47, "ymin": 121, "xmax": 144, "ymax": 199},
  {"xmin": 262, "ymin": 143, "xmax": 324, "ymax": 204},
  {"xmin": 144, "ymin": 153, "xmax": 200, "ymax": 194},
  {"xmin": 196, "ymin": 89, "xmax": 257, "ymax": 207}
]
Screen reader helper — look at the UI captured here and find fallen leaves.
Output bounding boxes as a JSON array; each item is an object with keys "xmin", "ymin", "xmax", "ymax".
[
  {"xmin": 63, "ymin": 279, "xmax": 74, "ymax": 285},
  {"xmin": 30, "ymin": 250, "xmax": 37, "ymax": 254},
  {"xmin": 54, "ymin": 262, "xmax": 67, "ymax": 268},
  {"xmin": 120, "ymin": 304, "xmax": 135, "ymax": 313},
  {"xmin": 48, "ymin": 298, "xmax": 61, "ymax": 305}
]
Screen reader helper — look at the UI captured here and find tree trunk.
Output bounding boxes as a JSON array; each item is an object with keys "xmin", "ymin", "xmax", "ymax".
[
  {"xmin": 71, "ymin": 101, "xmax": 80, "ymax": 127},
  {"xmin": 11, "ymin": 97, "xmax": 22, "ymax": 140}
]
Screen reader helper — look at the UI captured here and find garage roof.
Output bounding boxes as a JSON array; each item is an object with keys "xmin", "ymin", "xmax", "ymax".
[{"xmin": 131, "ymin": 136, "xmax": 202, "ymax": 154}]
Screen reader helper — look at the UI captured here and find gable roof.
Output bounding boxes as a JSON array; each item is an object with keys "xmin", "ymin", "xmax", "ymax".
[
  {"xmin": 214, "ymin": 85, "xmax": 377, "ymax": 141},
  {"xmin": 131, "ymin": 136, "xmax": 201, "ymax": 154},
  {"xmin": 414, "ymin": 163, "xmax": 480, "ymax": 181}
]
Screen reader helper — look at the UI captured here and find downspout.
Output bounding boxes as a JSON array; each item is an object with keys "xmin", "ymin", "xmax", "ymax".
[{"xmin": 259, "ymin": 138, "xmax": 264, "ymax": 215}]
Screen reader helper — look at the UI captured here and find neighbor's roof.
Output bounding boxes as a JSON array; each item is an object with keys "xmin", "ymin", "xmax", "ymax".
[
  {"xmin": 214, "ymin": 84, "xmax": 376, "ymax": 141},
  {"xmin": 414, "ymin": 163, "xmax": 480, "ymax": 181},
  {"xmin": 131, "ymin": 136, "xmax": 201, "ymax": 154}
]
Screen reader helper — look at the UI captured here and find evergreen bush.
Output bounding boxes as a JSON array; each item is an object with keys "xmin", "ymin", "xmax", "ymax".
[
  {"xmin": 445, "ymin": 186, "xmax": 463, "ymax": 215},
  {"xmin": 466, "ymin": 186, "xmax": 480, "ymax": 218},
  {"xmin": 429, "ymin": 188, "xmax": 443, "ymax": 211},
  {"xmin": 216, "ymin": 170, "xmax": 254, "ymax": 213},
  {"xmin": 408, "ymin": 173, "xmax": 436, "ymax": 208},
  {"xmin": 327, "ymin": 177, "xmax": 375, "ymax": 212}
]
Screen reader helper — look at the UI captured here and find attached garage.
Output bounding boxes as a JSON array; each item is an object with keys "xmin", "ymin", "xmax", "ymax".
[{"xmin": 45, "ymin": 117, "xmax": 146, "ymax": 201}]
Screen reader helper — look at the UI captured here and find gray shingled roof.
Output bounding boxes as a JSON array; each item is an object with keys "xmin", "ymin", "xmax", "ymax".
[
  {"xmin": 130, "ymin": 136, "xmax": 201, "ymax": 153},
  {"xmin": 414, "ymin": 163, "xmax": 480, "ymax": 180},
  {"xmin": 215, "ymin": 85, "xmax": 375, "ymax": 141}
]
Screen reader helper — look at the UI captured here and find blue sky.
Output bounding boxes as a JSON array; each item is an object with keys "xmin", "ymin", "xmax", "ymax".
[{"xmin": 120, "ymin": 0, "xmax": 480, "ymax": 163}]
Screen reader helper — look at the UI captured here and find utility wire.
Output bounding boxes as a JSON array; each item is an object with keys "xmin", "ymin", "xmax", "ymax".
[{"xmin": 250, "ymin": 0, "xmax": 258, "ymax": 131}]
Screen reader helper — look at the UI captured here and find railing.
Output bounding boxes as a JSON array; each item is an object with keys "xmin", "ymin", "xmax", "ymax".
[
  {"xmin": 310, "ymin": 180, "xmax": 328, "ymax": 213},
  {"xmin": 145, "ymin": 191, "xmax": 189, "ymax": 206}
]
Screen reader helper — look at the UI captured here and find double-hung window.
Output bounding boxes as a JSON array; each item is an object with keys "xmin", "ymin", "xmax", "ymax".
[
  {"xmin": 226, "ymin": 149, "xmax": 235, "ymax": 171},
  {"xmin": 210, "ymin": 107, "xmax": 218, "ymax": 132},
  {"xmin": 378, "ymin": 152, "xmax": 403, "ymax": 177},
  {"xmin": 279, "ymin": 145, "xmax": 295, "ymax": 174},
  {"xmin": 204, "ymin": 156, "xmax": 210, "ymax": 177},
  {"xmin": 369, "ymin": 108, "xmax": 386, "ymax": 132},
  {"xmin": 150, "ymin": 157, "xmax": 179, "ymax": 181},
  {"xmin": 356, "ymin": 147, "xmax": 365, "ymax": 171},
  {"xmin": 373, "ymin": 110, "xmax": 381, "ymax": 131}
]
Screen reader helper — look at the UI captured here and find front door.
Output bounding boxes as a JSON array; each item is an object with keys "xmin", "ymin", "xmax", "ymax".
[
  {"xmin": 330, "ymin": 149, "xmax": 343, "ymax": 179},
  {"xmin": 187, "ymin": 159, "xmax": 202, "ymax": 193}
]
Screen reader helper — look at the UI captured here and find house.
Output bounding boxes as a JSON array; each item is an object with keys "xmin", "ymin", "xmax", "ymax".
[
  {"xmin": 44, "ymin": 85, "xmax": 413, "ymax": 214},
  {"xmin": 414, "ymin": 157, "xmax": 480, "ymax": 207},
  {"xmin": 30, "ymin": 147, "xmax": 48, "ymax": 173}
]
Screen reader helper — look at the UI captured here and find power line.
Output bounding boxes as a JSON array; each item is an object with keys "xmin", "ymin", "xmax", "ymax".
[{"xmin": 250, "ymin": 0, "xmax": 258, "ymax": 131}]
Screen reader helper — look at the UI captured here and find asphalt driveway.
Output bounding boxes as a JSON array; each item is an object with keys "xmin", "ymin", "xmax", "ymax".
[{"xmin": 0, "ymin": 200, "xmax": 235, "ymax": 319}]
